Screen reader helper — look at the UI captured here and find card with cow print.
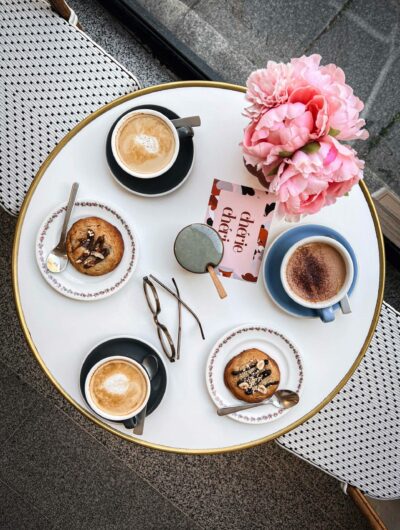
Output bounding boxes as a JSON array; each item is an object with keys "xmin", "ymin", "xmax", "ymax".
[{"xmin": 205, "ymin": 179, "xmax": 276, "ymax": 283}]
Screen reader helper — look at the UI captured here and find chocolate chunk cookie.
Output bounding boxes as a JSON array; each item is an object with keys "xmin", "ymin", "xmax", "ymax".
[
  {"xmin": 224, "ymin": 348, "xmax": 280, "ymax": 403},
  {"xmin": 66, "ymin": 217, "xmax": 124, "ymax": 276}
]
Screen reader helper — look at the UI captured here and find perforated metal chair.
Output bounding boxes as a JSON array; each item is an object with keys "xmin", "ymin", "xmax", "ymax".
[
  {"xmin": 277, "ymin": 301, "xmax": 400, "ymax": 527},
  {"xmin": 0, "ymin": 0, "xmax": 140, "ymax": 216}
]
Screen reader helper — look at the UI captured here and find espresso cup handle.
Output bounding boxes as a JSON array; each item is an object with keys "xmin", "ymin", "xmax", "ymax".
[
  {"xmin": 177, "ymin": 126, "xmax": 194, "ymax": 139},
  {"xmin": 318, "ymin": 306, "xmax": 335, "ymax": 323},
  {"xmin": 122, "ymin": 416, "xmax": 137, "ymax": 429}
]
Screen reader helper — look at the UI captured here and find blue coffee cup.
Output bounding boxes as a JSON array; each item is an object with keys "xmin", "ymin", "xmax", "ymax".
[{"xmin": 280, "ymin": 236, "xmax": 354, "ymax": 323}]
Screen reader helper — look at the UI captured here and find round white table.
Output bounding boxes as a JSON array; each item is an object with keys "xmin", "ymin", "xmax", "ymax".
[{"xmin": 13, "ymin": 82, "xmax": 385, "ymax": 454}]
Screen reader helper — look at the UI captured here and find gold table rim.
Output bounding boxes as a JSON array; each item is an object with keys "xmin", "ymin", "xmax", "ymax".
[{"xmin": 12, "ymin": 80, "xmax": 386, "ymax": 454}]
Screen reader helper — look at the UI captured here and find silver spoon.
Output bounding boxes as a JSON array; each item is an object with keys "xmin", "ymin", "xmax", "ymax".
[
  {"xmin": 216, "ymin": 389, "xmax": 299, "ymax": 416},
  {"xmin": 46, "ymin": 182, "xmax": 79, "ymax": 273},
  {"xmin": 133, "ymin": 354, "xmax": 159, "ymax": 435},
  {"xmin": 171, "ymin": 116, "xmax": 201, "ymax": 129}
]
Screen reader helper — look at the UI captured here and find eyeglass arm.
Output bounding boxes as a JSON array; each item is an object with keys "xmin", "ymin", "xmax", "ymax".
[
  {"xmin": 149, "ymin": 275, "xmax": 205, "ymax": 340},
  {"xmin": 172, "ymin": 278, "xmax": 182, "ymax": 361}
]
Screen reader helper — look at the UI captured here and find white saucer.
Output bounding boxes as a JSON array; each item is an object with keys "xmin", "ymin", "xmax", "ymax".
[
  {"xmin": 36, "ymin": 200, "xmax": 137, "ymax": 301},
  {"xmin": 206, "ymin": 324, "xmax": 303, "ymax": 424}
]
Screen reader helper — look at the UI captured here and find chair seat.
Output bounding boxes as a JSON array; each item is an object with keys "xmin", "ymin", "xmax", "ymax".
[
  {"xmin": 0, "ymin": 0, "xmax": 140, "ymax": 216},
  {"xmin": 277, "ymin": 301, "xmax": 400, "ymax": 499}
]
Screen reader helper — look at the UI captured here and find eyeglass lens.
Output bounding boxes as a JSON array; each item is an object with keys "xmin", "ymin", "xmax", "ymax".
[
  {"xmin": 157, "ymin": 324, "xmax": 176, "ymax": 362},
  {"xmin": 144, "ymin": 279, "xmax": 160, "ymax": 315}
]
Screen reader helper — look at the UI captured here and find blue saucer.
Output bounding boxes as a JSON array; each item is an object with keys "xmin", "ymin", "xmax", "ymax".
[{"xmin": 263, "ymin": 224, "xmax": 358, "ymax": 318}]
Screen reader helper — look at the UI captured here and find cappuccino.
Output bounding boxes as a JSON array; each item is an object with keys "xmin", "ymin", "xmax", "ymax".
[
  {"xmin": 286, "ymin": 242, "xmax": 346, "ymax": 303},
  {"xmin": 115, "ymin": 113, "xmax": 176, "ymax": 175},
  {"xmin": 89, "ymin": 359, "xmax": 148, "ymax": 417}
]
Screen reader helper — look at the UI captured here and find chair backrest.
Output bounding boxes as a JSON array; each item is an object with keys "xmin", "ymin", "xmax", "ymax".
[
  {"xmin": 277, "ymin": 301, "xmax": 400, "ymax": 499},
  {"xmin": 0, "ymin": 0, "xmax": 140, "ymax": 216}
]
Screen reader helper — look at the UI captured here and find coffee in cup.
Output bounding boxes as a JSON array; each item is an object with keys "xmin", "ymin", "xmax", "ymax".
[
  {"xmin": 280, "ymin": 235, "xmax": 355, "ymax": 323},
  {"xmin": 85, "ymin": 356, "xmax": 150, "ymax": 421},
  {"xmin": 111, "ymin": 109, "xmax": 179, "ymax": 178},
  {"xmin": 285, "ymin": 241, "xmax": 346, "ymax": 304}
]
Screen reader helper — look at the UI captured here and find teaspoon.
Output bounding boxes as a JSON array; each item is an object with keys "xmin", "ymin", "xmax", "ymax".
[
  {"xmin": 46, "ymin": 182, "xmax": 79, "ymax": 273},
  {"xmin": 171, "ymin": 116, "xmax": 201, "ymax": 129},
  {"xmin": 216, "ymin": 389, "xmax": 299, "ymax": 416},
  {"xmin": 133, "ymin": 354, "xmax": 159, "ymax": 435}
]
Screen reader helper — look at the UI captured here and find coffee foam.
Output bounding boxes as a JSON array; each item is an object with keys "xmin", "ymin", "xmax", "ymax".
[
  {"xmin": 286, "ymin": 242, "xmax": 346, "ymax": 303},
  {"xmin": 89, "ymin": 360, "xmax": 148, "ymax": 417},
  {"xmin": 115, "ymin": 113, "xmax": 175, "ymax": 174},
  {"xmin": 135, "ymin": 134, "xmax": 159, "ymax": 154},
  {"xmin": 103, "ymin": 373, "xmax": 130, "ymax": 395}
]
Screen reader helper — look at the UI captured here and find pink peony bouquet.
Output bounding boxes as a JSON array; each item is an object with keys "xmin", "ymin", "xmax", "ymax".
[{"xmin": 241, "ymin": 54, "xmax": 368, "ymax": 219}]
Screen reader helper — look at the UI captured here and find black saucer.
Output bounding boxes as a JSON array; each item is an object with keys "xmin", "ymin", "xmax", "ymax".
[
  {"xmin": 106, "ymin": 104, "xmax": 195, "ymax": 196},
  {"xmin": 80, "ymin": 337, "xmax": 167, "ymax": 427}
]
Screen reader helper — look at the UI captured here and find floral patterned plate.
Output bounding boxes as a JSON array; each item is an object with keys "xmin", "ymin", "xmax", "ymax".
[
  {"xmin": 206, "ymin": 325, "xmax": 303, "ymax": 424},
  {"xmin": 36, "ymin": 200, "xmax": 137, "ymax": 301}
]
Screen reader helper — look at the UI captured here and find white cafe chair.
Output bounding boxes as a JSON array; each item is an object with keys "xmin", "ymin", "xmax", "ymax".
[
  {"xmin": 0, "ymin": 0, "xmax": 140, "ymax": 216},
  {"xmin": 277, "ymin": 301, "xmax": 400, "ymax": 528}
]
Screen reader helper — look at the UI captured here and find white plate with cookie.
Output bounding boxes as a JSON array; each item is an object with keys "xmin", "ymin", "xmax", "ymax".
[
  {"xmin": 206, "ymin": 325, "xmax": 303, "ymax": 424},
  {"xmin": 36, "ymin": 200, "xmax": 137, "ymax": 301}
]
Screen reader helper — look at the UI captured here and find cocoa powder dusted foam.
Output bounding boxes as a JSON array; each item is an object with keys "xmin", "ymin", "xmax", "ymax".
[{"xmin": 286, "ymin": 242, "xmax": 347, "ymax": 303}]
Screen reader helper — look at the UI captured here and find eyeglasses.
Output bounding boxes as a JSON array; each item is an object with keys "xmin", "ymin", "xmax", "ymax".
[{"xmin": 143, "ymin": 275, "xmax": 205, "ymax": 362}]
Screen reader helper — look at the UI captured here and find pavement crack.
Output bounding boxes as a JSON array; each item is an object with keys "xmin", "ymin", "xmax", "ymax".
[
  {"xmin": 302, "ymin": 0, "xmax": 353, "ymax": 53},
  {"xmin": 330, "ymin": 0, "xmax": 392, "ymax": 43},
  {"xmin": 188, "ymin": 0, "xmax": 202, "ymax": 10},
  {"xmin": 0, "ymin": 477, "xmax": 55, "ymax": 528},
  {"xmin": 363, "ymin": 25, "xmax": 400, "ymax": 121},
  {"xmin": 366, "ymin": 111, "xmax": 400, "ymax": 154}
]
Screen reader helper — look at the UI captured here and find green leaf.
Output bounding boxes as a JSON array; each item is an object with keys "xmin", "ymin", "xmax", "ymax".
[
  {"xmin": 279, "ymin": 150, "xmax": 293, "ymax": 158},
  {"xmin": 344, "ymin": 192, "xmax": 349, "ymax": 197},
  {"xmin": 301, "ymin": 142, "xmax": 321, "ymax": 154},
  {"xmin": 267, "ymin": 165, "xmax": 280, "ymax": 176},
  {"xmin": 328, "ymin": 127, "xmax": 341, "ymax": 137}
]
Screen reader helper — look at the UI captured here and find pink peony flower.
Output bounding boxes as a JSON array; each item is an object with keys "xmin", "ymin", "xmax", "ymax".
[
  {"xmin": 242, "ymin": 55, "xmax": 368, "ymax": 218},
  {"xmin": 269, "ymin": 136, "xmax": 364, "ymax": 219},
  {"xmin": 242, "ymin": 100, "xmax": 323, "ymax": 180},
  {"xmin": 244, "ymin": 54, "xmax": 368, "ymax": 142},
  {"xmin": 244, "ymin": 61, "xmax": 294, "ymax": 120},
  {"xmin": 290, "ymin": 55, "xmax": 368, "ymax": 141}
]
